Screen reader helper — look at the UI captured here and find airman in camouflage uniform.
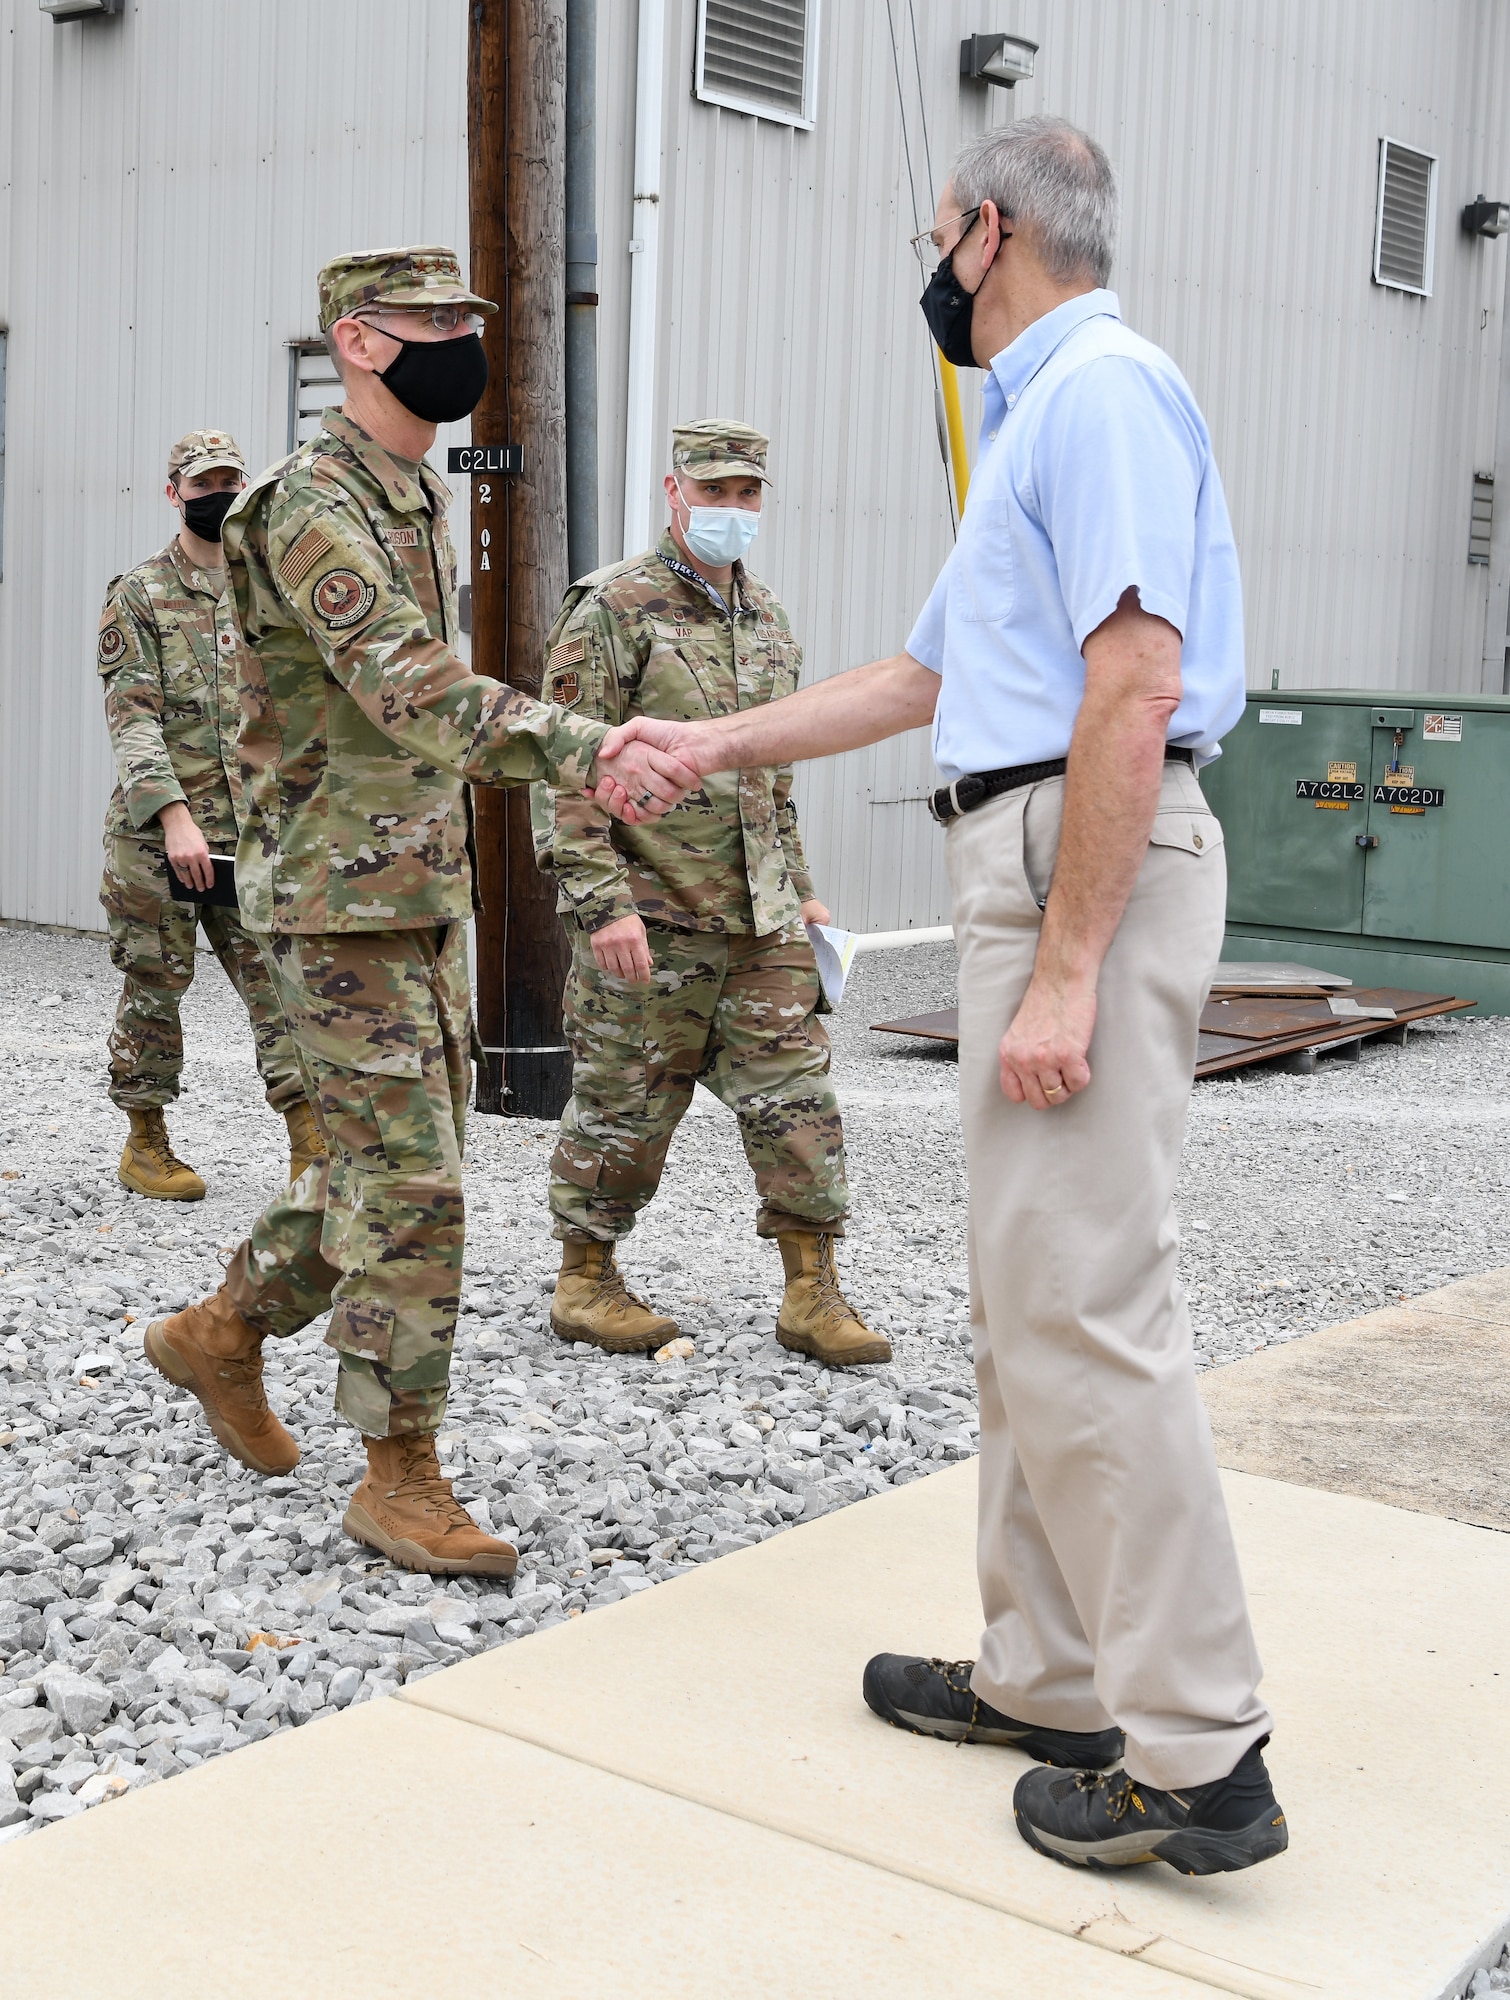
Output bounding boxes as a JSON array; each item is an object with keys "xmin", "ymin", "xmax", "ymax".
[
  {"xmin": 534, "ymin": 420, "xmax": 889, "ymax": 1368},
  {"xmin": 97, "ymin": 429, "xmax": 322, "ymax": 1202},
  {"xmin": 144, "ymin": 247, "xmax": 693, "ymax": 1576}
]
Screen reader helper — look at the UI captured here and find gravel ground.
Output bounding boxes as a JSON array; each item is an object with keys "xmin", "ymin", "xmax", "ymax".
[{"xmin": 1, "ymin": 921, "xmax": 1507, "ymax": 1843}]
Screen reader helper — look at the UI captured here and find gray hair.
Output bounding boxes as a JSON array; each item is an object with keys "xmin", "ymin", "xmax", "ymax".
[{"xmin": 950, "ymin": 116, "xmax": 1118, "ymax": 289}]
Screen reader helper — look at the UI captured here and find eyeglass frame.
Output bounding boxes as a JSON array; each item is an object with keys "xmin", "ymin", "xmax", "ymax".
[
  {"xmin": 348, "ymin": 305, "xmax": 487, "ymax": 337},
  {"xmin": 908, "ymin": 203, "xmax": 1004, "ymax": 270}
]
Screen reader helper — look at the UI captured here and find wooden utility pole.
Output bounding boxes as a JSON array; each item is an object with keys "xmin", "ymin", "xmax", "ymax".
[{"xmin": 467, "ymin": 0, "xmax": 574, "ymax": 1118}]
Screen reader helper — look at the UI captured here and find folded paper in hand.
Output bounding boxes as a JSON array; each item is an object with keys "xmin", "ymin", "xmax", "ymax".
[{"xmin": 806, "ymin": 923, "xmax": 858, "ymax": 1009}]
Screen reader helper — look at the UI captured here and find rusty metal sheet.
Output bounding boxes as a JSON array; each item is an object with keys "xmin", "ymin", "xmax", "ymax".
[
  {"xmin": 871, "ymin": 989, "xmax": 1475, "ymax": 1078},
  {"xmin": 1200, "ymin": 996, "xmax": 1343, "ymax": 1040},
  {"xmin": 870, "ymin": 1009, "xmax": 959, "ymax": 1044}
]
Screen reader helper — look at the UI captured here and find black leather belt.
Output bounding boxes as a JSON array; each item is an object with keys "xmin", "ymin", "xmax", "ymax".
[{"xmin": 928, "ymin": 746, "xmax": 1195, "ymax": 824}]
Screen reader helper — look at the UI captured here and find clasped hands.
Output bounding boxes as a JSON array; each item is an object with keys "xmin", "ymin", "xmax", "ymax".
[{"xmin": 591, "ymin": 713, "xmax": 713, "ymax": 825}]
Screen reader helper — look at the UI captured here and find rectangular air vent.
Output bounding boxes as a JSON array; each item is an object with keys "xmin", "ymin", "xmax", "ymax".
[
  {"xmin": 695, "ymin": 0, "xmax": 820, "ymax": 129},
  {"xmin": 1469, "ymin": 472, "xmax": 1494, "ymax": 565},
  {"xmin": 1373, "ymin": 138, "xmax": 1437, "ymax": 295}
]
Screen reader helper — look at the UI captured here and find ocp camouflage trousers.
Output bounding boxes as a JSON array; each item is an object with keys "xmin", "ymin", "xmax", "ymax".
[
  {"xmin": 223, "ymin": 924, "xmax": 472, "ymax": 1439},
  {"xmin": 550, "ymin": 919, "xmax": 849, "ymax": 1243},
  {"xmin": 100, "ymin": 835, "xmax": 304, "ymax": 1113}
]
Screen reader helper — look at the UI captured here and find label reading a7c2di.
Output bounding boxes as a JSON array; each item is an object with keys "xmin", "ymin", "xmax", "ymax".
[
  {"xmin": 1371, "ymin": 784, "xmax": 1444, "ymax": 808},
  {"xmin": 1296, "ymin": 779, "xmax": 1364, "ymax": 802}
]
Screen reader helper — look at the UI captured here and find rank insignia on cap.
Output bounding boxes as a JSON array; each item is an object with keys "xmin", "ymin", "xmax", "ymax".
[
  {"xmin": 311, "ymin": 568, "xmax": 377, "ymax": 629},
  {"xmin": 549, "ymin": 669, "xmax": 582, "ymax": 708},
  {"xmin": 97, "ymin": 626, "xmax": 127, "ymax": 668}
]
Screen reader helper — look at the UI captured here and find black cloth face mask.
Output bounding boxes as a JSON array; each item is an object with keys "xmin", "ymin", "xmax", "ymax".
[
  {"xmin": 379, "ymin": 331, "xmax": 489, "ymax": 423},
  {"xmin": 919, "ymin": 250, "xmax": 981, "ymax": 369},
  {"xmin": 179, "ymin": 490, "xmax": 238, "ymax": 542}
]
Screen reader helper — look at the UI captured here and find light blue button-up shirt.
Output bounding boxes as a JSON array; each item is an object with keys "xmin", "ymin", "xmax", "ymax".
[{"xmin": 906, "ymin": 290, "xmax": 1246, "ymax": 783}]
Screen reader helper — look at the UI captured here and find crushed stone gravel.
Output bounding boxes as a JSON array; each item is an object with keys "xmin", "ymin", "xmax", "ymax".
[{"xmin": 1, "ymin": 922, "xmax": 1506, "ymax": 1841}]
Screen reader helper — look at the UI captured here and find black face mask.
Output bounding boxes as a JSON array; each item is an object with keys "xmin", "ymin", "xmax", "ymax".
[
  {"xmin": 379, "ymin": 331, "xmax": 489, "ymax": 424},
  {"xmin": 179, "ymin": 490, "xmax": 238, "ymax": 543},
  {"xmin": 919, "ymin": 250, "xmax": 980, "ymax": 369}
]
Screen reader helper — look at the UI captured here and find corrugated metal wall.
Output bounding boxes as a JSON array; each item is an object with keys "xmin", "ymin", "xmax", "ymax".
[
  {"xmin": 595, "ymin": 0, "xmax": 1008, "ymax": 935},
  {"xmin": 4, "ymin": 1, "xmax": 1509, "ymax": 933},
  {"xmin": 595, "ymin": 0, "xmax": 1510, "ymax": 932},
  {"xmin": 0, "ymin": 0, "xmax": 469, "ymax": 932}
]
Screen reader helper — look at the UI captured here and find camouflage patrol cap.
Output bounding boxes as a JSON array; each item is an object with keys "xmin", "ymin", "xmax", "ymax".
[
  {"xmin": 671, "ymin": 419, "xmax": 772, "ymax": 486},
  {"xmin": 168, "ymin": 430, "xmax": 245, "ymax": 482},
  {"xmin": 317, "ymin": 244, "xmax": 498, "ymax": 331}
]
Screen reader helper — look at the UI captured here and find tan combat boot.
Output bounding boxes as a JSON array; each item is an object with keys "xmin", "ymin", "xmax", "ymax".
[
  {"xmin": 344, "ymin": 1434, "xmax": 518, "ymax": 1577},
  {"xmin": 550, "ymin": 1238, "xmax": 680, "ymax": 1353},
  {"xmin": 776, "ymin": 1232, "xmax": 892, "ymax": 1368},
  {"xmin": 118, "ymin": 1108, "xmax": 206, "ymax": 1202},
  {"xmin": 283, "ymin": 1099, "xmax": 327, "ymax": 1185},
  {"xmin": 143, "ymin": 1284, "xmax": 299, "ymax": 1474}
]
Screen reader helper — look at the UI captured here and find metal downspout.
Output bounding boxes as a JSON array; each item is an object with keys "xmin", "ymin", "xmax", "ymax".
[
  {"xmin": 565, "ymin": 0, "xmax": 599, "ymax": 584},
  {"xmin": 622, "ymin": 0, "xmax": 664, "ymax": 558}
]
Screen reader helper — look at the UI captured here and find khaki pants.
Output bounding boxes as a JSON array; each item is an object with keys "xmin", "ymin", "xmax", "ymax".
[{"xmin": 947, "ymin": 761, "xmax": 1272, "ymax": 1790}]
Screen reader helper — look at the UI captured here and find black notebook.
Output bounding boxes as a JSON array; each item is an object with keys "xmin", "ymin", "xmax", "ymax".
[{"xmin": 167, "ymin": 854, "xmax": 240, "ymax": 909}]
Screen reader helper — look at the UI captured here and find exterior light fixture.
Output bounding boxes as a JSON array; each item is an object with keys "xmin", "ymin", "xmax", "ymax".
[
  {"xmin": 39, "ymin": 0, "xmax": 122, "ymax": 17},
  {"xmin": 960, "ymin": 33, "xmax": 1038, "ymax": 88},
  {"xmin": 1461, "ymin": 195, "xmax": 1510, "ymax": 238}
]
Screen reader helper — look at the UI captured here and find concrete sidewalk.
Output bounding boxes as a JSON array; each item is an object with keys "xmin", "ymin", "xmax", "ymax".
[
  {"xmin": 4, "ymin": 1440, "xmax": 1509, "ymax": 1998},
  {"xmin": 1200, "ymin": 1269, "xmax": 1510, "ymax": 1530}
]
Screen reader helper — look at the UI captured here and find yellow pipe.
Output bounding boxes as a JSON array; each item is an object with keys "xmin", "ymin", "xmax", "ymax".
[{"xmin": 938, "ymin": 351, "xmax": 970, "ymax": 516}]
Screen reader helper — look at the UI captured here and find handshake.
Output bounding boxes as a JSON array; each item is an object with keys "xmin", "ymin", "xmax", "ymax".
[{"xmin": 591, "ymin": 715, "xmax": 722, "ymax": 825}]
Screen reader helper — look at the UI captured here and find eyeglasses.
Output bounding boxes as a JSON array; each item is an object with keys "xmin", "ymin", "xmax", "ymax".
[
  {"xmin": 354, "ymin": 306, "xmax": 486, "ymax": 336},
  {"xmin": 909, "ymin": 205, "xmax": 984, "ymax": 274}
]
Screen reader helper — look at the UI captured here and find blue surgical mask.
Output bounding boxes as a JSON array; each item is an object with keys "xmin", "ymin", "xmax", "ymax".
[{"xmin": 677, "ymin": 481, "xmax": 761, "ymax": 566}]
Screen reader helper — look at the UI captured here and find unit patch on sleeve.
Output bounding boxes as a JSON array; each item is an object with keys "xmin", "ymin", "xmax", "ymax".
[
  {"xmin": 97, "ymin": 625, "xmax": 127, "ymax": 669},
  {"xmin": 549, "ymin": 668, "xmax": 582, "ymax": 708},
  {"xmin": 278, "ymin": 524, "xmax": 335, "ymax": 591},
  {"xmin": 311, "ymin": 568, "xmax": 378, "ymax": 629}
]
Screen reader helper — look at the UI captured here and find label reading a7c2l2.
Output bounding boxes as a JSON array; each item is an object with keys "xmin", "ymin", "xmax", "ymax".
[
  {"xmin": 1296, "ymin": 779, "xmax": 1364, "ymax": 802},
  {"xmin": 1371, "ymin": 784, "xmax": 1444, "ymax": 808}
]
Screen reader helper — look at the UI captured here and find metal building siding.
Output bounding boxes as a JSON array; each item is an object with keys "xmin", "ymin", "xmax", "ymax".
[
  {"xmin": 0, "ymin": 0, "xmax": 469, "ymax": 932},
  {"xmin": 1007, "ymin": 0, "xmax": 1510, "ymax": 701},
  {"xmin": 594, "ymin": 1, "xmax": 1510, "ymax": 932},
  {"xmin": 595, "ymin": 0, "xmax": 1008, "ymax": 932}
]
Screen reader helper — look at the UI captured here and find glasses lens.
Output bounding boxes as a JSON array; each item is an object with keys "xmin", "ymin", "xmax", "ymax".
[{"xmin": 913, "ymin": 233, "xmax": 942, "ymax": 274}]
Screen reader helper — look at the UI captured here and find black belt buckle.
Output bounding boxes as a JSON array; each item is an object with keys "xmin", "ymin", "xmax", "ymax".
[{"xmin": 928, "ymin": 773, "xmax": 988, "ymax": 825}]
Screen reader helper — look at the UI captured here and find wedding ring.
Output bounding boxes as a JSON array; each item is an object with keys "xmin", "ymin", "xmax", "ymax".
[
  {"xmin": 1044, "ymin": 1082, "xmax": 1064, "ymax": 1096},
  {"xmin": 638, "ymin": 790, "xmax": 654, "ymax": 807}
]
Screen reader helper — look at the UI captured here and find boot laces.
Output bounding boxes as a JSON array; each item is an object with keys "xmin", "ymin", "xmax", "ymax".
[
  {"xmin": 924, "ymin": 1657, "xmax": 989, "ymax": 1744},
  {"xmin": 391, "ymin": 1441, "xmax": 475, "ymax": 1530},
  {"xmin": 1077, "ymin": 1768, "xmax": 1143, "ymax": 1819},
  {"xmin": 585, "ymin": 1250, "xmax": 651, "ymax": 1319},
  {"xmin": 810, "ymin": 1236, "xmax": 858, "ymax": 1329},
  {"xmin": 140, "ymin": 1111, "xmax": 188, "ymax": 1173},
  {"xmin": 215, "ymin": 1351, "xmax": 270, "ymax": 1415}
]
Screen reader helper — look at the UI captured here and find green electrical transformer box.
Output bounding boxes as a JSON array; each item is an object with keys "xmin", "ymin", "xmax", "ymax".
[{"xmin": 1200, "ymin": 689, "xmax": 1510, "ymax": 1014}]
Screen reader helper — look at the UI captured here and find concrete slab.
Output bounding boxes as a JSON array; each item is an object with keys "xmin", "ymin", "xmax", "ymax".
[
  {"xmin": 404, "ymin": 1462, "xmax": 1510, "ymax": 2000},
  {"xmin": 1200, "ymin": 1289, "xmax": 1510, "ymax": 1531},
  {"xmin": 0, "ymin": 1689, "xmax": 1210, "ymax": 2000},
  {"xmin": 1410, "ymin": 1266, "xmax": 1510, "ymax": 1331}
]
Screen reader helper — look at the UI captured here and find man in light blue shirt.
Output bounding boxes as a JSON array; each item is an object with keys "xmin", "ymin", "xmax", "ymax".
[
  {"xmin": 907, "ymin": 290, "xmax": 1247, "ymax": 781},
  {"xmin": 596, "ymin": 116, "xmax": 1286, "ymax": 1879}
]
